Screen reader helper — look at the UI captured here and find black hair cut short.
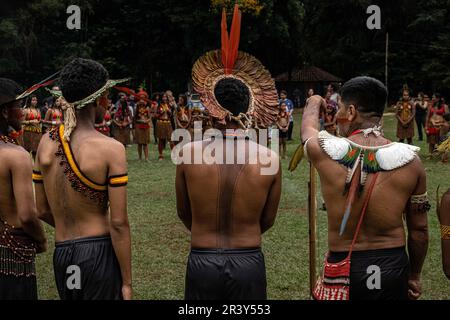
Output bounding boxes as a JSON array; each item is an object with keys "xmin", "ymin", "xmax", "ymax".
[
  {"xmin": 59, "ymin": 58, "xmax": 109, "ymax": 103},
  {"xmin": 214, "ymin": 78, "xmax": 250, "ymax": 116},
  {"xmin": 339, "ymin": 76, "xmax": 387, "ymax": 118}
]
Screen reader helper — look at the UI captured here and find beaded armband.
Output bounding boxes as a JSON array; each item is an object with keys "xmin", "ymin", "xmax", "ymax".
[
  {"xmin": 442, "ymin": 225, "xmax": 450, "ymax": 240},
  {"xmin": 410, "ymin": 192, "xmax": 432, "ymax": 212},
  {"xmin": 32, "ymin": 170, "xmax": 44, "ymax": 184},
  {"xmin": 108, "ymin": 174, "xmax": 128, "ymax": 187}
]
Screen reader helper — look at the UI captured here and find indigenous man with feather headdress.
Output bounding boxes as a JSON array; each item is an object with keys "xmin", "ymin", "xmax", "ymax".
[{"xmin": 176, "ymin": 5, "xmax": 281, "ymax": 300}]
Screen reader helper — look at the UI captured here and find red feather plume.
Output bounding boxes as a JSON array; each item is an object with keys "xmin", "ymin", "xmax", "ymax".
[{"xmin": 221, "ymin": 4, "xmax": 242, "ymax": 75}]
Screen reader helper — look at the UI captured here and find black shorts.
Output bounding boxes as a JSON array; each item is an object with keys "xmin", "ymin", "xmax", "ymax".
[
  {"xmin": 328, "ymin": 246, "xmax": 409, "ymax": 300},
  {"xmin": 185, "ymin": 248, "xmax": 267, "ymax": 300},
  {"xmin": 279, "ymin": 130, "xmax": 288, "ymax": 139},
  {"xmin": 53, "ymin": 236, "xmax": 122, "ymax": 300},
  {"xmin": 0, "ymin": 274, "xmax": 37, "ymax": 300}
]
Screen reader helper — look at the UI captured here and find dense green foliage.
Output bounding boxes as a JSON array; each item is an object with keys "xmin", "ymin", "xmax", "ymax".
[{"xmin": 1, "ymin": 0, "xmax": 449, "ymax": 98}]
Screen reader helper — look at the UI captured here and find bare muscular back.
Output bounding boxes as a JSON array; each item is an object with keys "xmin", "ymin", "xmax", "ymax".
[
  {"xmin": 308, "ymin": 137, "xmax": 423, "ymax": 252},
  {"xmin": 36, "ymin": 128, "xmax": 121, "ymax": 242},
  {"xmin": 0, "ymin": 144, "xmax": 27, "ymax": 227},
  {"xmin": 0, "ymin": 141, "xmax": 46, "ymax": 250},
  {"xmin": 176, "ymin": 138, "xmax": 281, "ymax": 249}
]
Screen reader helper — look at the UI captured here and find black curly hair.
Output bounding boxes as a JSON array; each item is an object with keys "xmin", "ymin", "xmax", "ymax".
[
  {"xmin": 0, "ymin": 78, "xmax": 22, "ymax": 108},
  {"xmin": 339, "ymin": 76, "xmax": 387, "ymax": 118},
  {"xmin": 59, "ymin": 58, "xmax": 109, "ymax": 103},
  {"xmin": 214, "ymin": 78, "xmax": 250, "ymax": 116}
]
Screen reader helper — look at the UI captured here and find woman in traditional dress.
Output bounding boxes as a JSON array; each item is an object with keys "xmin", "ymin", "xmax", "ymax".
[
  {"xmin": 134, "ymin": 89, "xmax": 151, "ymax": 161},
  {"xmin": 426, "ymin": 94, "xmax": 447, "ymax": 158},
  {"xmin": 22, "ymin": 95, "xmax": 42, "ymax": 160},
  {"xmin": 113, "ymin": 99, "xmax": 131, "ymax": 146},
  {"xmin": 324, "ymin": 100, "xmax": 338, "ymax": 136},
  {"xmin": 176, "ymin": 94, "xmax": 191, "ymax": 129},
  {"xmin": 155, "ymin": 93, "xmax": 173, "ymax": 160},
  {"xmin": 43, "ymin": 97, "xmax": 63, "ymax": 132},
  {"xmin": 276, "ymin": 102, "xmax": 290, "ymax": 159},
  {"xmin": 150, "ymin": 93, "xmax": 160, "ymax": 144},
  {"xmin": 396, "ymin": 89, "xmax": 415, "ymax": 145},
  {"xmin": 94, "ymin": 98, "xmax": 112, "ymax": 137},
  {"xmin": 166, "ymin": 90, "xmax": 177, "ymax": 131}
]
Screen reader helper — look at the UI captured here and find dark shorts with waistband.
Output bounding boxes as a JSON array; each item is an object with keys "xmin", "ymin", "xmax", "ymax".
[
  {"xmin": 53, "ymin": 236, "xmax": 122, "ymax": 300},
  {"xmin": 185, "ymin": 248, "xmax": 267, "ymax": 300},
  {"xmin": 0, "ymin": 274, "xmax": 37, "ymax": 300},
  {"xmin": 328, "ymin": 246, "xmax": 409, "ymax": 300}
]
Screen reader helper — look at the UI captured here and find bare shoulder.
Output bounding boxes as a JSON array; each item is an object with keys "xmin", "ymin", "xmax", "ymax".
[
  {"xmin": 94, "ymin": 134, "xmax": 126, "ymax": 157},
  {"xmin": 443, "ymin": 189, "xmax": 450, "ymax": 201},
  {"xmin": 406, "ymin": 155, "xmax": 426, "ymax": 176},
  {"xmin": 304, "ymin": 136, "xmax": 331, "ymax": 166},
  {"xmin": 0, "ymin": 143, "xmax": 32, "ymax": 169},
  {"xmin": 304, "ymin": 136, "xmax": 321, "ymax": 155},
  {"xmin": 38, "ymin": 132, "xmax": 54, "ymax": 149},
  {"xmin": 3, "ymin": 143, "xmax": 29, "ymax": 158},
  {"xmin": 36, "ymin": 132, "xmax": 58, "ymax": 161}
]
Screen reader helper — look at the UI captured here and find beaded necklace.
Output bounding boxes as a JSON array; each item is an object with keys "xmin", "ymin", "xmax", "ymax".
[{"xmin": 0, "ymin": 135, "xmax": 18, "ymax": 145}]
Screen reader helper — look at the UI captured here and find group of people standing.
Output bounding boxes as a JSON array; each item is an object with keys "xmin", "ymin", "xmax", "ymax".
[
  {"xmin": 94, "ymin": 89, "xmax": 212, "ymax": 161},
  {"xmin": 0, "ymin": 5, "xmax": 449, "ymax": 303},
  {"xmin": 275, "ymin": 84, "xmax": 340, "ymax": 159},
  {"xmin": 276, "ymin": 84, "xmax": 450, "ymax": 164},
  {"xmin": 17, "ymin": 88, "xmax": 64, "ymax": 160},
  {"xmin": 396, "ymin": 89, "xmax": 450, "ymax": 162}
]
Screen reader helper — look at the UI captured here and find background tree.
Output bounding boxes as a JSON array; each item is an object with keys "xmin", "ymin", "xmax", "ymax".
[{"xmin": 0, "ymin": 0, "xmax": 449, "ymax": 101}]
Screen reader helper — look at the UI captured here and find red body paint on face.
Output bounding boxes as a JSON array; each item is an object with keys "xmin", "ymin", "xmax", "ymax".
[{"xmin": 336, "ymin": 117, "xmax": 350, "ymax": 124}]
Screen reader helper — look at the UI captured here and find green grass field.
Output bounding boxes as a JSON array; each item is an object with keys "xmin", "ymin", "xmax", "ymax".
[{"xmin": 35, "ymin": 110, "xmax": 450, "ymax": 300}]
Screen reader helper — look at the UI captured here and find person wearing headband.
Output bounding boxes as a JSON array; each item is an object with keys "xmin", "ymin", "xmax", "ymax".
[
  {"xmin": 33, "ymin": 58, "xmax": 132, "ymax": 300},
  {"xmin": 0, "ymin": 78, "xmax": 47, "ymax": 300}
]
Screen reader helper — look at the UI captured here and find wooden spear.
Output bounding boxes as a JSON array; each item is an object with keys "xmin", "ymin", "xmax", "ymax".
[{"xmin": 308, "ymin": 163, "xmax": 318, "ymax": 299}]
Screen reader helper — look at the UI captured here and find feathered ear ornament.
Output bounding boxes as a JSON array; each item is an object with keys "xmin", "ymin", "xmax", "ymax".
[{"xmin": 221, "ymin": 4, "xmax": 242, "ymax": 74}]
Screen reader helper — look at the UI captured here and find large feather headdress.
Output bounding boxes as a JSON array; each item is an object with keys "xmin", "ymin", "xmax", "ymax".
[{"xmin": 192, "ymin": 4, "xmax": 278, "ymax": 128}]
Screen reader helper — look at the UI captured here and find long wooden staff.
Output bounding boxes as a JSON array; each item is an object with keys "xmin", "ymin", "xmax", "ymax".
[
  {"xmin": 308, "ymin": 163, "xmax": 317, "ymax": 299},
  {"xmin": 288, "ymin": 138, "xmax": 317, "ymax": 298}
]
